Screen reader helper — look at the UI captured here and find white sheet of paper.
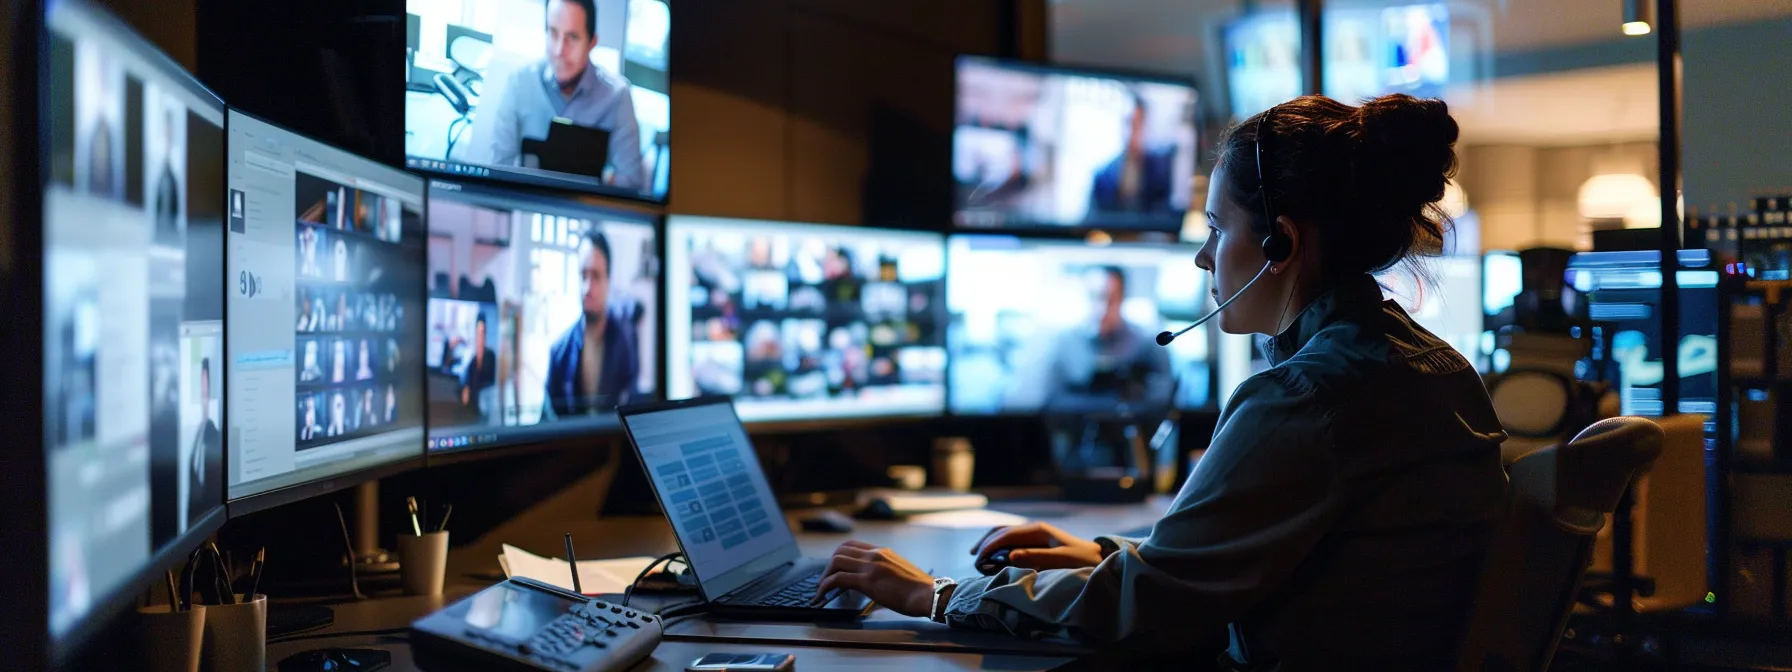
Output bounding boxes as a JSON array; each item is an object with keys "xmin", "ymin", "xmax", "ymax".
[
  {"xmin": 904, "ymin": 509, "xmax": 1030, "ymax": 530},
  {"xmin": 498, "ymin": 544, "xmax": 655, "ymax": 596}
]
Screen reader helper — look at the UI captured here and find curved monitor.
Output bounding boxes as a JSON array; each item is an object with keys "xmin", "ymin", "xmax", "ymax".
[
  {"xmin": 666, "ymin": 216, "xmax": 947, "ymax": 424},
  {"xmin": 403, "ymin": 0, "xmax": 672, "ymax": 202},
  {"xmin": 41, "ymin": 0, "xmax": 228, "ymax": 657},
  {"xmin": 225, "ymin": 111, "xmax": 429, "ymax": 514},
  {"xmin": 946, "ymin": 235, "xmax": 1212, "ymax": 415},
  {"xmin": 425, "ymin": 180, "xmax": 660, "ymax": 456},
  {"xmin": 953, "ymin": 56, "xmax": 1198, "ymax": 232}
]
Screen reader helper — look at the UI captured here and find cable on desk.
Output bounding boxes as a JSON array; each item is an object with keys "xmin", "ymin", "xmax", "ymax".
[
  {"xmin": 621, "ymin": 551, "xmax": 687, "ymax": 608},
  {"xmin": 267, "ymin": 626, "xmax": 411, "ymax": 645}
]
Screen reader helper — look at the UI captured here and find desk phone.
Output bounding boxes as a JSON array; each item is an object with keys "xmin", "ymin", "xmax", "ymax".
[{"xmin": 412, "ymin": 577, "xmax": 663, "ymax": 672}]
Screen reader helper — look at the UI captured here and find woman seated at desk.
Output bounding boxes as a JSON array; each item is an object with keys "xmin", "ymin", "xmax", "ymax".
[{"xmin": 814, "ymin": 93, "xmax": 1508, "ymax": 670}]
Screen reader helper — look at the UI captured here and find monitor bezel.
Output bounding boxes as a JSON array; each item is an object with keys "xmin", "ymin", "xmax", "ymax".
[
  {"xmin": 222, "ymin": 107, "xmax": 432, "ymax": 516},
  {"xmin": 400, "ymin": 0, "xmax": 674, "ymax": 205},
  {"xmin": 663, "ymin": 215, "xmax": 952, "ymax": 427},
  {"xmin": 951, "ymin": 54, "xmax": 1202, "ymax": 235},
  {"xmin": 33, "ymin": 0, "xmax": 235, "ymax": 663},
  {"xmin": 421, "ymin": 178, "xmax": 667, "ymax": 464}
]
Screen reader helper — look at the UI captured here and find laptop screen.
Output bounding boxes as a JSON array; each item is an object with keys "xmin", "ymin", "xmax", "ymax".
[{"xmin": 624, "ymin": 401, "xmax": 797, "ymax": 589}]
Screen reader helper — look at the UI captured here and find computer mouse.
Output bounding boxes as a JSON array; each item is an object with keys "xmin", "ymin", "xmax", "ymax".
[
  {"xmin": 976, "ymin": 549, "xmax": 1013, "ymax": 576},
  {"xmin": 799, "ymin": 509, "xmax": 855, "ymax": 534},
  {"xmin": 278, "ymin": 648, "xmax": 391, "ymax": 672}
]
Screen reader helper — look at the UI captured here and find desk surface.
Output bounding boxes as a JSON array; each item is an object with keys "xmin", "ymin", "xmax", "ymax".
[{"xmin": 273, "ymin": 497, "xmax": 1170, "ymax": 671}]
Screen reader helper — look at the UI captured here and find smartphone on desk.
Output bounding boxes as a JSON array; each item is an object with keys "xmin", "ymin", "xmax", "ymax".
[{"xmin": 685, "ymin": 652, "xmax": 795, "ymax": 671}]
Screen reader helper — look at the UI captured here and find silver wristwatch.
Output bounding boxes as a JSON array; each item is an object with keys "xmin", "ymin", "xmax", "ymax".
[{"xmin": 930, "ymin": 576, "xmax": 957, "ymax": 623}]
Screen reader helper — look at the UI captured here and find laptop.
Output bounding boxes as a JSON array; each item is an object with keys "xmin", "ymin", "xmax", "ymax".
[
  {"xmin": 521, "ymin": 120, "xmax": 610, "ymax": 180},
  {"xmin": 618, "ymin": 397, "xmax": 873, "ymax": 620}
]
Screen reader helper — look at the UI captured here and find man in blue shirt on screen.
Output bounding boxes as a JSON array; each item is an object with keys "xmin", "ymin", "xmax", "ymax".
[
  {"xmin": 482, "ymin": 0, "xmax": 646, "ymax": 192},
  {"xmin": 544, "ymin": 229, "xmax": 642, "ymax": 419}
]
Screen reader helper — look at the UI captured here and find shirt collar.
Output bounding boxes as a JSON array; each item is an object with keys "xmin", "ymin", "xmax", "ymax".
[
  {"xmin": 542, "ymin": 61, "xmax": 599, "ymax": 100},
  {"xmin": 1267, "ymin": 273, "xmax": 1385, "ymax": 365}
]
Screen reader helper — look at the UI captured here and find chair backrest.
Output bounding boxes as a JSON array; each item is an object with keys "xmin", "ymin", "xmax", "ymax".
[{"xmin": 1455, "ymin": 417, "xmax": 1665, "ymax": 672}]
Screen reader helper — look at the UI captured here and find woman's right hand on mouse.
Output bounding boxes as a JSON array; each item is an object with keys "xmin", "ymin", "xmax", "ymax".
[{"xmin": 969, "ymin": 522, "xmax": 1104, "ymax": 571}]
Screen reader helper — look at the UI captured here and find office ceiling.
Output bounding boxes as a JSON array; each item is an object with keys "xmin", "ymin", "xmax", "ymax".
[{"xmin": 1050, "ymin": 0, "xmax": 1791, "ymax": 144}]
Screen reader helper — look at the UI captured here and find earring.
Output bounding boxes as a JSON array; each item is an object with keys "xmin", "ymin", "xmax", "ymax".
[{"xmin": 1270, "ymin": 265, "xmax": 1282, "ymax": 275}]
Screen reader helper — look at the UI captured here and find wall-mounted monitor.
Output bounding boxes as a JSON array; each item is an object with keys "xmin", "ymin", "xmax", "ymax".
[
  {"xmin": 953, "ymin": 56, "xmax": 1198, "ymax": 232},
  {"xmin": 40, "ymin": 0, "xmax": 228, "ymax": 657},
  {"xmin": 403, "ymin": 0, "xmax": 671, "ymax": 202},
  {"xmin": 665, "ymin": 217, "xmax": 948, "ymax": 424},
  {"xmin": 425, "ymin": 180, "xmax": 660, "ymax": 455},
  {"xmin": 946, "ymin": 235, "xmax": 1212, "ymax": 415},
  {"xmin": 1224, "ymin": 3, "xmax": 1450, "ymax": 121},
  {"xmin": 225, "ymin": 111, "xmax": 429, "ymax": 514}
]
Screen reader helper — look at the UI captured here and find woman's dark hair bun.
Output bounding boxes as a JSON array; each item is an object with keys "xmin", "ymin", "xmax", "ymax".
[{"xmin": 1354, "ymin": 93, "xmax": 1459, "ymax": 213}]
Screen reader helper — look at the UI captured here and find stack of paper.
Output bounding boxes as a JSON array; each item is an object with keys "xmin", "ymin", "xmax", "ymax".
[{"xmin": 498, "ymin": 544, "xmax": 656, "ymax": 596}]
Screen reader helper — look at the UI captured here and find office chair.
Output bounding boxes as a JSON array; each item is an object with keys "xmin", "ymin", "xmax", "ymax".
[
  {"xmin": 435, "ymin": 34, "xmax": 491, "ymax": 160},
  {"xmin": 1484, "ymin": 331, "xmax": 1618, "ymax": 464},
  {"xmin": 1454, "ymin": 417, "xmax": 1664, "ymax": 672}
]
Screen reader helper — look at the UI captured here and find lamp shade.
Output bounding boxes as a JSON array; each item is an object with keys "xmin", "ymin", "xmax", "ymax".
[{"xmin": 1578, "ymin": 173, "xmax": 1657, "ymax": 220}]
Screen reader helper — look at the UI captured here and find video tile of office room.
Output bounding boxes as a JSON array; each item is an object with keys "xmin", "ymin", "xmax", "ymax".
[
  {"xmin": 425, "ymin": 183, "xmax": 659, "ymax": 452},
  {"xmin": 404, "ymin": 0, "xmax": 670, "ymax": 200}
]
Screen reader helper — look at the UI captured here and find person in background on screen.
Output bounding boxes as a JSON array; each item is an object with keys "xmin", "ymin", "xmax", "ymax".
[
  {"xmin": 482, "ymin": 0, "xmax": 646, "ymax": 191},
  {"xmin": 544, "ymin": 229, "xmax": 641, "ymax": 417},
  {"xmin": 87, "ymin": 67, "xmax": 116, "ymax": 198},
  {"xmin": 187, "ymin": 358, "xmax": 221, "ymax": 523},
  {"xmin": 460, "ymin": 313, "xmax": 498, "ymax": 409},
  {"xmin": 386, "ymin": 384, "xmax": 398, "ymax": 423},
  {"xmin": 356, "ymin": 339, "xmax": 376, "ymax": 381},
  {"xmin": 299, "ymin": 395, "xmax": 320, "ymax": 441},
  {"xmin": 1089, "ymin": 91, "xmax": 1176, "ymax": 216},
  {"xmin": 334, "ymin": 238, "xmax": 351, "ymax": 282},
  {"xmin": 328, "ymin": 391, "xmax": 347, "ymax": 437},
  {"xmin": 299, "ymin": 227, "xmax": 321, "ymax": 278},
  {"xmin": 1006, "ymin": 266, "xmax": 1170, "ymax": 411},
  {"xmin": 332, "ymin": 339, "xmax": 348, "ymax": 384},
  {"xmin": 360, "ymin": 388, "xmax": 378, "ymax": 429},
  {"xmin": 154, "ymin": 108, "xmax": 182, "ymax": 242}
]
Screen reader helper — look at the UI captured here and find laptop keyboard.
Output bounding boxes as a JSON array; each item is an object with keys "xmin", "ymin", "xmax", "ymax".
[{"xmin": 750, "ymin": 570, "xmax": 824, "ymax": 607}]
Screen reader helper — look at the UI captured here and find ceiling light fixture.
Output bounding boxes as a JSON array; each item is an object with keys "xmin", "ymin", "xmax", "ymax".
[{"xmin": 1623, "ymin": 0, "xmax": 1653, "ymax": 36}]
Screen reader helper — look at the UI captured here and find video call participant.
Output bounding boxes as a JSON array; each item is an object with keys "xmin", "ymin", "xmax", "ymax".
[
  {"xmin": 544, "ymin": 229, "xmax": 640, "ymax": 417},
  {"xmin": 460, "ymin": 312, "xmax": 498, "ymax": 408},
  {"xmin": 483, "ymin": 0, "xmax": 646, "ymax": 191},
  {"xmin": 187, "ymin": 358, "xmax": 221, "ymax": 524},
  {"xmin": 813, "ymin": 94, "xmax": 1506, "ymax": 670},
  {"xmin": 1005, "ymin": 266, "xmax": 1170, "ymax": 412},
  {"xmin": 299, "ymin": 395, "xmax": 320, "ymax": 441},
  {"xmin": 1089, "ymin": 91, "xmax": 1176, "ymax": 215},
  {"xmin": 154, "ymin": 108, "xmax": 182, "ymax": 241}
]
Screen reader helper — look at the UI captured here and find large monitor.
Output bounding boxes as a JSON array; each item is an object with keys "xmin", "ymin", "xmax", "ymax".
[
  {"xmin": 947, "ymin": 235, "xmax": 1213, "ymax": 415},
  {"xmin": 403, "ymin": 0, "xmax": 671, "ymax": 202},
  {"xmin": 1223, "ymin": 3, "xmax": 1450, "ymax": 121},
  {"xmin": 1567, "ymin": 249, "xmax": 1719, "ymax": 417},
  {"xmin": 426, "ymin": 180, "xmax": 659, "ymax": 455},
  {"xmin": 41, "ymin": 0, "xmax": 228, "ymax": 655},
  {"xmin": 953, "ymin": 56, "xmax": 1198, "ymax": 232},
  {"xmin": 666, "ymin": 217, "xmax": 947, "ymax": 424},
  {"xmin": 225, "ymin": 111, "xmax": 428, "ymax": 513}
]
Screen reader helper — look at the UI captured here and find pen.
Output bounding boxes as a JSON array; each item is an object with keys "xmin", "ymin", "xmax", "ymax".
[
  {"xmin": 564, "ymin": 533, "xmax": 582, "ymax": 595},
  {"xmin": 246, "ymin": 548, "xmax": 266, "ymax": 601},
  {"xmin": 407, "ymin": 496, "xmax": 423, "ymax": 536},
  {"xmin": 165, "ymin": 569, "xmax": 181, "ymax": 612},
  {"xmin": 436, "ymin": 504, "xmax": 453, "ymax": 533}
]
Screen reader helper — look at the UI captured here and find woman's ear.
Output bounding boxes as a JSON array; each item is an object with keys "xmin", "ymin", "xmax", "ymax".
[{"xmin": 1272, "ymin": 215, "xmax": 1301, "ymax": 273}]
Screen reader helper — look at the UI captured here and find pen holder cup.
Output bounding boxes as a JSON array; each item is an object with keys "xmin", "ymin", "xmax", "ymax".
[
  {"xmin": 202, "ymin": 594, "xmax": 265, "ymax": 672},
  {"xmin": 138, "ymin": 604, "xmax": 205, "ymax": 672},
  {"xmin": 399, "ymin": 531, "xmax": 450, "ymax": 596}
]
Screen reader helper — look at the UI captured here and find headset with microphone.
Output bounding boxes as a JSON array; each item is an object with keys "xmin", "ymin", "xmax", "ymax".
[{"xmin": 1158, "ymin": 108, "xmax": 1292, "ymax": 347}]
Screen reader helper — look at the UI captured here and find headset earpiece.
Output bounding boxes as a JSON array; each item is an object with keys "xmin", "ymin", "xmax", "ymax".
[{"xmin": 1261, "ymin": 232, "xmax": 1292, "ymax": 264}]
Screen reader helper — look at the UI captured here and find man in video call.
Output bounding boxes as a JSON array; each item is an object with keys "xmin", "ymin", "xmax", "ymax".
[
  {"xmin": 483, "ymin": 0, "xmax": 646, "ymax": 191},
  {"xmin": 300, "ymin": 395, "xmax": 320, "ymax": 441},
  {"xmin": 187, "ymin": 358, "xmax": 222, "ymax": 526},
  {"xmin": 1008, "ymin": 266, "xmax": 1170, "ymax": 412},
  {"xmin": 1088, "ymin": 91, "xmax": 1176, "ymax": 216},
  {"xmin": 544, "ymin": 229, "xmax": 641, "ymax": 417},
  {"xmin": 460, "ymin": 312, "xmax": 498, "ymax": 409},
  {"xmin": 154, "ymin": 108, "xmax": 182, "ymax": 243}
]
